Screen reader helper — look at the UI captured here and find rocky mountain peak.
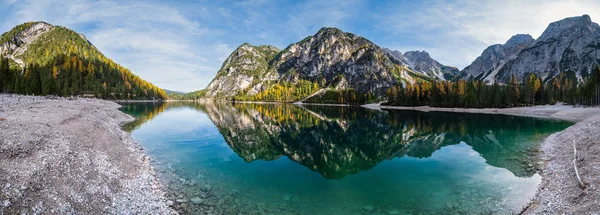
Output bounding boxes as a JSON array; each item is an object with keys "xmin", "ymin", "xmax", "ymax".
[
  {"xmin": 383, "ymin": 49, "xmax": 458, "ymax": 80},
  {"xmin": 461, "ymin": 15, "xmax": 600, "ymax": 84},
  {"xmin": 315, "ymin": 27, "xmax": 354, "ymax": 38},
  {"xmin": 1, "ymin": 21, "xmax": 55, "ymax": 67},
  {"xmin": 504, "ymin": 34, "xmax": 534, "ymax": 49},
  {"xmin": 549, "ymin": 14, "xmax": 592, "ymax": 28},
  {"xmin": 316, "ymin": 27, "xmax": 344, "ymax": 35},
  {"xmin": 404, "ymin": 50, "xmax": 431, "ymax": 59},
  {"xmin": 204, "ymin": 42, "xmax": 280, "ymax": 97},
  {"xmin": 458, "ymin": 33, "xmax": 534, "ymax": 82},
  {"xmin": 382, "ymin": 48, "xmax": 402, "ymax": 58},
  {"xmin": 537, "ymin": 14, "xmax": 599, "ymax": 41}
]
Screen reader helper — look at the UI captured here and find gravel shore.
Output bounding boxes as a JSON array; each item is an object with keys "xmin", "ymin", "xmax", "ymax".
[
  {"xmin": 0, "ymin": 94, "xmax": 176, "ymax": 214},
  {"xmin": 375, "ymin": 104, "xmax": 600, "ymax": 122},
  {"xmin": 523, "ymin": 114, "xmax": 600, "ymax": 214}
]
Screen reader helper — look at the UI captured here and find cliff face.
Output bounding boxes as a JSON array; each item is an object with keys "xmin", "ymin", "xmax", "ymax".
[
  {"xmin": 271, "ymin": 28, "xmax": 401, "ymax": 94},
  {"xmin": 402, "ymin": 50, "xmax": 459, "ymax": 80},
  {"xmin": 0, "ymin": 22, "xmax": 54, "ymax": 67},
  {"xmin": 204, "ymin": 44, "xmax": 280, "ymax": 97},
  {"xmin": 461, "ymin": 15, "xmax": 600, "ymax": 83},
  {"xmin": 496, "ymin": 15, "xmax": 600, "ymax": 83},
  {"xmin": 459, "ymin": 34, "xmax": 535, "ymax": 83}
]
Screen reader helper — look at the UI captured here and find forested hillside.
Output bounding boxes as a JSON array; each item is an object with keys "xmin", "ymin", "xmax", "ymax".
[
  {"xmin": 164, "ymin": 89, "xmax": 206, "ymax": 100},
  {"xmin": 0, "ymin": 22, "xmax": 166, "ymax": 99}
]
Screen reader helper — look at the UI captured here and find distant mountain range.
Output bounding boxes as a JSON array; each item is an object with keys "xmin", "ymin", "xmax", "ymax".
[
  {"xmin": 163, "ymin": 89, "xmax": 186, "ymax": 95},
  {"xmin": 383, "ymin": 48, "xmax": 459, "ymax": 81},
  {"xmin": 203, "ymin": 14, "xmax": 600, "ymax": 102},
  {"xmin": 461, "ymin": 14, "xmax": 600, "ymax": 83}
]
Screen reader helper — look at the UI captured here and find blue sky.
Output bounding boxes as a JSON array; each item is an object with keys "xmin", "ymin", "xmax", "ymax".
[{"xmin": 1, "ymin": 0, "xmax": 600, "ymax": 92}]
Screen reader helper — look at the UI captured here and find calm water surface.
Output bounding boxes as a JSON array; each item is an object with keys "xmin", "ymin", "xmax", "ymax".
[{"xmin": 120, "ymin": 102, "xmax": 572, "ymax": 215}]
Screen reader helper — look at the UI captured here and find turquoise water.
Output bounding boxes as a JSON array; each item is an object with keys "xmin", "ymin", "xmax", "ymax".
[{"xmin": 119, "ymin": 102, "xmax": 572, "ymax": 215}]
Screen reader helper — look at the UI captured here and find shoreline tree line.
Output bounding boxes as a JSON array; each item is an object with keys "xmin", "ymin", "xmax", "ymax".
[{"xmin": 385, "ymin": 67, "xmax": 600, "ymax": 108}]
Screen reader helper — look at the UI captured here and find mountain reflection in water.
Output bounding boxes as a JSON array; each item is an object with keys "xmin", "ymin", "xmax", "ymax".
[{"xmin": 121, "ymin": 102, "xmax": 571, "ymax": 179}]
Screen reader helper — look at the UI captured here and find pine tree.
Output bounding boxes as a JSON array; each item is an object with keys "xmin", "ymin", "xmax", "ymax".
[
  {"xmin": 0, "ymin": 56, "xmax": 10, "ymax": 92},
  {"xmin": 509, "ymin": 75, "xmax": 520, "ymax": 106}
]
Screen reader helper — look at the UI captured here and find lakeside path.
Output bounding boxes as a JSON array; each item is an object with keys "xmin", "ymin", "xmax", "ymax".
[
  {"xmin": 0, "ymin": 95, "xmax": 176, "ymax": 214},
  {"xmin": 366, "ymin": 103, "xmax": 600, "ymax": 214}
]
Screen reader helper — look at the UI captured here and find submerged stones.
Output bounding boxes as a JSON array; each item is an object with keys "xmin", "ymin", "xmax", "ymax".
[
  {"xmin": 191, "ymin": 197, "xmax": 203, "ymax": 204},
  {"xmin": 283, "ymin": 194, "xmax": 291, "ymax": 201},
  {"xmin": 201, "ymin": 184, "xmax": 212, "ymax": 192},
  {"xmin": 363, "ymin": 205, "xmax": 374, "ymax": 211}
]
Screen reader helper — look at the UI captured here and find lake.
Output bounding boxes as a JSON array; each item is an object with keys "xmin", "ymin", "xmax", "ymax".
[{"xmin": 119, "ymin": 102, "xmax": 572, "ymax": 215}]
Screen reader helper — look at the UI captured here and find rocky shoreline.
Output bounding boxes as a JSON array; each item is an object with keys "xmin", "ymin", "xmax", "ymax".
[
  {"xmin": 0, "ymin": 94, "xmax": 176, "ymax": 214},
  {"xmin": 375, "ymin": 104, "xmax": 600, "ymax": 122},
  {"xmin": 523, "ymin": 114, "xmax": 600, "ymax": 214}
]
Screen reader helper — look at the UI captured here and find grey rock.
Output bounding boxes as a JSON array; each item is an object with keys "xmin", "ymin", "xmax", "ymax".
[
  {"xmin": 204, "ymin": 44, "xmax": 280, "ymax": 97},
  {"xmin": 2, "ymin": 200, "xmax": 11, "ymax": 207},
  {"xmin": 201, "ymin": 184, "xmax": 212, "ymax": 192},
  {"xmin": 190, "ymin": 197, "xmax": 203, "ymax": 204},
  {"xmin": 459, "ymin": 34, "xmax": 534, "ymax": 83},
  {"xmin": 385, "ymin": 48, "xmax": 459, "ymax": 80},
  {"xmin": 461, "ymin": 14, "xmax": 600, "ymax": 84},
  {"xmin": 0, "ymin": 22, "xmax": 54, "ymax": 68},
  {"xmin": 496, "ymin": 15, "xmax": 600, "ymax": 83}
]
